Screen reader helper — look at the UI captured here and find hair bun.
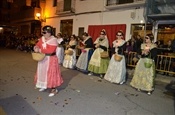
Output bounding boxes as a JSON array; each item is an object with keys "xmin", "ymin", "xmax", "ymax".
[
  {"xmin": 101, "ymin": 29, "xmax": 106, "ymax": 35},
  {"xmin": 82, "ymin": 32, "xmax": 88, "ymax": 36}
]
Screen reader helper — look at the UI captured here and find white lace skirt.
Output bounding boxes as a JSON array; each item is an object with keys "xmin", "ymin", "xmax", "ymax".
[
  {"xmin": 104, "ymin": 54, "xmax": 126, "ymax": 84},
  {"xmin": 63, "ymin": 48, "xmax": 76, "ymax": 69}
]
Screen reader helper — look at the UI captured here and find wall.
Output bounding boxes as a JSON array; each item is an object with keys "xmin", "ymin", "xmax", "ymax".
[
  {"xmin": 103, "ymin": 8, "xmax": 145, "ymax": 40},
  {"xmin": 45, "ymin": 0, "xmax": 57, "ymax": 18},
  {"xmin": 75, "ymin": 0, "xmax": 104, "ymax": 13},
  {"xmin": 73, "ymin": 8, "xmax": 145, "ymax": 41}
]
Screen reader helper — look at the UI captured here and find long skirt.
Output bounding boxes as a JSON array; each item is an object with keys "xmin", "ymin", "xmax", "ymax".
[
  {"xmin": 34, "ymin": 55, "xmax": 63, "ymax": 89},
  {"xmin": 56, "ymin": 46, "xmax": 64, "ymax": 65},
  {"xmin": 63, "ymin": 48, "xmax": 76, "ymax": 69},
  {"xmin": 76, "ymin": 49, "xmax": 94, "ymax": 72},
  {"xmin": 130, "ymin": 58, "xmax": 155, "ymax": 91},
  {"xmin": 88, "ymin": 58, "xmax": 110, "ymax": 74},
  {"xmin": 104, "ymin": 54, "xmax": 126, "ymax": 84}
]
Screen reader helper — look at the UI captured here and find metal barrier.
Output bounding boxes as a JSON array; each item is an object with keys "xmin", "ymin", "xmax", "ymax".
[
  {"xmin": 126, "ymin": 52, "xmax": 137, "ymax": 67},
  {"xmin": 126, "ymin": 52, "xmax": 175, "ymax": 75},
  {"xmin": 156, "ymin": 54, "xmax": 175, "ymax": 75}
]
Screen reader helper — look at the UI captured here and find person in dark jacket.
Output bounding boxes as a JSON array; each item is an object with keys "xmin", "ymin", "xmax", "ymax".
[
  {"xmin": 104, "ymin": 30, "xmax": 126, "ymax": 84},
  {"xmin": 76, "ymin": 32, "xmax": 94, "ymax": 73}
]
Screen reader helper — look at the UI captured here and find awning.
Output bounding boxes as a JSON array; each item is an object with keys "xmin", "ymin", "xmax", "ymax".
[{"xmin": 147, "ymin": 14, "xmax": 175, "ymax": 21}]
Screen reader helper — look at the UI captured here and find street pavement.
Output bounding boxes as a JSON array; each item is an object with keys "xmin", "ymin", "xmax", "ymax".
[{"xmin": 0, "ymin": 48, "xmax": 174, "ymax": 115}]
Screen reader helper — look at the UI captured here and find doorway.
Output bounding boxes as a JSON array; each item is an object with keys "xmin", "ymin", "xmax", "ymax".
[{"xmin": 60, "ymin": 19, "xmax": 73, "ymax": 37}]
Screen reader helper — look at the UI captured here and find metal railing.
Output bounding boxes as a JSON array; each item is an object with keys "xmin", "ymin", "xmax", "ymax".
[
  {"xmin": 126, "ymin": 52, "xmax": 138, "ymax": 67},
  {"xmin": 156, "ymin": 54, "xmax": 175, "ymax": 75}
]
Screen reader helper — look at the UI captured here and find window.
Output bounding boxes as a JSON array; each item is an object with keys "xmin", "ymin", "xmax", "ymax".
[
  {"xmin": 106, "ymin": 0, "xmax": 134, "ymax": 6},
  {"xmin": 131, "ymin": 24, "xmax": 152, "ymax": 38},
  {"xmin": 64, "ymin": 0, "xmax": 71, "ymax": 11},
  {"xmin": 118, "ymin": 0, "xmax": 134, "ymax": 4},
  {"xmin": 106, "ymin": 0, "xmax": 117, "ymax": 6},
  {"xmin": 78, "ymin": 27, "xmax": 84, "ymax": 37},
  {"xmin": 53, "ymin": 0, "xmax": 57, "ymax": 7}
]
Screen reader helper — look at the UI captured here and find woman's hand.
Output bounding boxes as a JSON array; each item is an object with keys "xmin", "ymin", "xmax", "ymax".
[
  {"xmin": 95, "ymin": 43, "xmax": 100, "ymax": 48},
  {"xmin": 142, "ymin": 49, "xmax": 150, "ymax": 55},
  {"xmin": 34, "ymin": 46, "xmax": 39, "ymax": 53},
  {"xmin": 77, "ymin": 45, "xmax": 83, "ymax": 49},
  {"xmin": 67, "ymin": 45, "xmax": 70, "ymax": 48}
]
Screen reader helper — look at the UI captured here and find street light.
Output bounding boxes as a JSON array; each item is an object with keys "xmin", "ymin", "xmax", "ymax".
[
  {"xmin": 0, "ymin": 27, "xmax": 3, "ymax": 33},
  {"xmin": 36, "ymin": 13, "xmax": 46, "ymax": 22},
  {"xmin": 36, "ymin": 13, "xmax": 41, "ymax": 19}
]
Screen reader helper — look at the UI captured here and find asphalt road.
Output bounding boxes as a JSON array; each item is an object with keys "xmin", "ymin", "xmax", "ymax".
[{"xmin": 0, "ymin": 48, "xmax": 174, "ymax": 115}]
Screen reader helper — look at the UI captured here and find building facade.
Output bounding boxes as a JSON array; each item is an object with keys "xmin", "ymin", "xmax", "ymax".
[
  {"xmin": 0, "ymin": 0, "xmax": 46, "ymax": 36},
  {"xmin": 45, "ymin": 0, "xmax": 146, "ymax": 41},
  {"xmin": 1, "ymin": 0, "xmax": 174, "ymax": 44},
  {"xmin": 44, "ymin": 0, "xmax": 175, "ymax": 43}
]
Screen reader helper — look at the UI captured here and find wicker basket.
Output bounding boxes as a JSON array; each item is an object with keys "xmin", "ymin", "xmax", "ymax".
[
  {"xmin": 100, "ymin": 51, "xmax": 109, "ymax": 58},
  {"xmin": 114, "ymin": 54, "xmax": 123, "ymax": 61},
  {"xmin": 65, "ymin": 50, "xmax": 73, "ymax": 55},
  {"xmin": 32, "ymin": 52, "xmax": 45, "ymax": 61}
]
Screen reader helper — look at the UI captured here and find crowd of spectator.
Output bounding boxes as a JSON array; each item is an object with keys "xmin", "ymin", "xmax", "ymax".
[
  {"xmin": 0, "ymin": 34, "xmax": 38, "ymax": 52},
  {"xmin": 1, "ymin": 33, "xmax": 175, "ymax": 55},
  {"xmin": 124, "ymin": 35, "xmax": 175, "ymax": 55}
]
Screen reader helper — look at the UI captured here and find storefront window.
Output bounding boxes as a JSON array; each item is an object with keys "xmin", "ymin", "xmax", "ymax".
[
  {"xmin": 157, "ymin": 24, "xmax": 175, "ymax": 45},
  {"xmin": 131, "ymin": 24, "xmax": 152, "ymax": 38}
]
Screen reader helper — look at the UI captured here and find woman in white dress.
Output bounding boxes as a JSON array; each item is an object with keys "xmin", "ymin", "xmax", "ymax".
[
  {"xmin": 63, "ymin": 35, "xmax": 77, "ymax": 69},
  {"xmin": 56, "ymin": 33, "xmax": 65, "ymax": 65},
  {"xmin": 104, "ymin": 30, "xmax": 126, "ymax": 84},
  {"xmin": 76, "ymin": 32, "xmax": 94, "ymax": 73}
]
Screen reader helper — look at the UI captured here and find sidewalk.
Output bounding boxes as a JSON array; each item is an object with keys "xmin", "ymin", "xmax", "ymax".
[{"xmin": 127, "ymin": 69, "xmax": 175, "ymax": 84}]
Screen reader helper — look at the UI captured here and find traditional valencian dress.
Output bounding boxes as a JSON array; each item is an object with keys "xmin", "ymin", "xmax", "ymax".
[
  {"xmin": 76, "ymin": 36, "xmax": 94, "ymax": 73},
  {"xmin": 88, "ymin": 37, "xmax": 110, "ymax": 75},
  {"xmin": 130, "ymin": 43, "xmax": 157, "ymax": 92},
  {"xmin": 63, "ymin": 40, "xmax": 77, "ymax": 69},
  {"xmin": 56, "ymin": 38, "xmax": 64, "ymax": 65},
  {"xmin": 34, "ymin": 36, "xmax": 63, "ymax": 89},
  {"xmin": 104, "ymin": 39, "xmax": 126, "ymax": 84}
]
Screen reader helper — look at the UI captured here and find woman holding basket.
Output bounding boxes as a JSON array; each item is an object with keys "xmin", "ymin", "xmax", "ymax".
[
  {"xmin": 130, "ymin": 34, "xmax": 157, "ymax": 95},
  {"xmin": 104, "ymin": 30, "xmax": 126, "ymax": 84},
  {"xmin": 63, "ymin": 34, "xmax": 77, "ymax": 69},
  {"xmin": 88, "ymin": 29, "xmax": 110, "ymax": 78},
  {"xmin": 33, "ymin": 25, "xmax": 63, "ymax": 97},
  {"xmin": 76, "ymin": 32, "xmax": 94, "ymax": 73}
]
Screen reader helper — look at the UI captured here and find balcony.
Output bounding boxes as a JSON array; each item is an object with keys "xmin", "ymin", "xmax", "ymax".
[
  {"xmin": 56, "ymin": 0, "xmax": 75, "ymax": 16},
  {"xmin": 10, "ymin": 7, "xmax": 41, "ymax": 23},
  {"xmin": 0, "ymin": 10, "xmax": 10, "ymax": 25},
  {"xmin": 106, "ymin": 0, "xmax": 145, "ymax": 10}
]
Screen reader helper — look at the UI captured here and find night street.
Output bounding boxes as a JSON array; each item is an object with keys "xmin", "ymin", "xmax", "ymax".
[{"xmin": 0, "ymin": 48, "xmax": 174, "ymax": 115}]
